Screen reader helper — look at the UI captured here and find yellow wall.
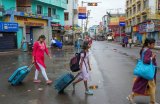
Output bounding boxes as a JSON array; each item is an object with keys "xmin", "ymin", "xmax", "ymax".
[
  {"xmin": 4, "ymin": 16, "xmax": 48, "ymax": 27},
  {"xmin": 4, "ymin": 16, "xmax": 10, "ymax": 22},
  {"xmin": 15, "ymin": 16, "xmax": 48, "ymax": 26}
]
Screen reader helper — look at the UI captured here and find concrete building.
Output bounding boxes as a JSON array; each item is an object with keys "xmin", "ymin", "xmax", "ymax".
[
  {"xmin": 64, "ymin": 0, "xmax": 79, "ymax": 43},
  {"xmin": 106, "ymin": 14, "xmax": 125, "ymax": 42},
  {"xmin": 0, "ymin": 0, "xmax": 67, "ymax": 50},
  {"xmin": 125, "ymin": 0, "xmax": 160, "ymax": 45},
  {"xmin": 88, "ymin": 25, "xmax": 99, "ymax": 39},
  {"xmin": 102, "ymin": 15, "xmax": 110, "ymax": 35}
]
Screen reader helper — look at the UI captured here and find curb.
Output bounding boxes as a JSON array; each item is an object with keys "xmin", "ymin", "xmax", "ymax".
[{"xmin": 0, "ymin": 49, "xmax": 21, "ymax": 55}]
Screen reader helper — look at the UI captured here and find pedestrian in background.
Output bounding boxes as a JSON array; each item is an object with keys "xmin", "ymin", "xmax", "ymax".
[
  {"xmin": 128, "ymin": 37, "xmax": 133, "ymax": 48},
  {"xmin": 127, "ymin": 38, "xmax": 158, "ymax": 104},
  {"xmin": 72, "ymin": 41, "xmax": 93, "ymax": 95},
  {"xmin": 124, "ymin": 36, "xmax": 128, "ymax": 47},
  {"xmin": 32, "ymin": 35, "xmax": 52, "ymax": 84}
]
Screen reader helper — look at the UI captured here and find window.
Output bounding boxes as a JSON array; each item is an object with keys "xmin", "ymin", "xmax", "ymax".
[
  {"xmin": 126, "ymin": 1, "xmax": 129, "ymax": 7},
  {"xmin": 64, "ymin": 12, "xmax": 69, "ymax": 21},
  {"xmin": 143, "ymin": 0, "xmax": 148, "ymax": 9},
  {"xmin": 143, "ymin": 15, "xmax": 147, "ymax": 21},
  {"xmin": 137, "ymin": 17, "xmax": 141, "ymax": 23},
  {"xmin": 52, "ymin": 8, "xmax": 56, "ymax": 15},
  {"xmin": 137, "ymin": 3, "xmax": 141, "ymax": 11},
  {"xmin": 133, "ymin": 5, "xmax": 136, "ymax": 14},
  {"xmin": 130, "ymin": 9, "xmax": 132, "ymax": 16},
  {"xmin": 48, "ymin": 8, "xmax": 52, "ymax": 17},
  {"xmin": 37, "ymin": 5, "xmax": 43, "ymax": 14}
]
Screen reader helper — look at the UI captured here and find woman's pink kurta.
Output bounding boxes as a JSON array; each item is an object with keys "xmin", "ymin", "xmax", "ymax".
[{"xmin": 32, "ymin": 41, "xmax": 49, "ymax": 71}]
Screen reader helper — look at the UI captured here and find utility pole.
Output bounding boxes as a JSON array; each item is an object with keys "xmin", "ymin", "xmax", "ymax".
[
  {"xmin": 80, "ymin": 1, "xmax": 101, "ymax": 39},
  {"xmin": 84, "ymin": 10, "xmax": 91, "ymax": 33},
  {"xmin": 81, "ymin": 1, "xmax": 84, "ymax": 39},
  {"xmin": 72, "ymin": 0, "xmax": 75, "ymax": 44}
]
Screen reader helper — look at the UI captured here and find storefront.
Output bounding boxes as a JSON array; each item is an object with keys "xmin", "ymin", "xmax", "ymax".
[
  {"xmin": 146, "ymin": 20, "xmax": 160, "ymax": 46},
  {"xmin": 125, "ymin": 26, "xmax": 132, "ymax": 36},
  {"xmin": 139, "ymin": 22, "xmax": 147, "ymax": 44},
  {"xmin": 0, "ymin": 22, "xmax": 19, "ymax": 51},
  {"xmin": 51, "ymin": 23, "xmax": 64, "ymax": 41},
  {"xmin": 132, "ymin": 25, "xmax": 140, "ymax": 44},
  {"xmin": 15, "ymin": 16, "xmax": 48, "ymax": 45}
]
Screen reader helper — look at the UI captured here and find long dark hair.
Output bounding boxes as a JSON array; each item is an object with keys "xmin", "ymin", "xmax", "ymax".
[
  {"xmin": 82, "ymin": 41, "xmax": 89, "ymax": 50},
  {"xmin": 38, "ymin": 35, "xmax": 46, "ymax": 41},
  {"xmin": 140, "ymin": 38, "xmax": 155, "ymax": 55}
]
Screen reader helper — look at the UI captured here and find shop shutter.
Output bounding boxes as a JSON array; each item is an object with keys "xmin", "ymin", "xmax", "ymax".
[{"xmin": 0, "ymin": 33, "xmax": 17, "ymax": 51}]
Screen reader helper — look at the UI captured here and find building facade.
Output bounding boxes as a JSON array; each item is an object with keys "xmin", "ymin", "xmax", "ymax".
[
  {"xmin": 64, "ymin": 0, "xmax": 80, "ymax": 43},
  {"xmin": 125, "ymin": 0, "xmax": 160, "ymax": 45},
  {"xmin": 102, "ymin": 15, "xmax": 110, "ymax": 36},
  {"xmin": 107, "ymin": 14, "xmax": 126, "ymax": 42},
  {"xmin": 0, "ymin": 0, "xmax": 67, "ymax": 50}
]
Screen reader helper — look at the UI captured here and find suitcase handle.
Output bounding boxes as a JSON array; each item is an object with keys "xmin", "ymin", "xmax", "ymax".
[{"xmin": 28, "ymin": 64, "xmax": 34, "ymax": 69}]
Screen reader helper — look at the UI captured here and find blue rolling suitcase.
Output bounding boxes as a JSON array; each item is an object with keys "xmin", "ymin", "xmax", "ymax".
[
  {"xmin": 54, "ymin": 73, "xmax": 79, "ymax": 93},
  {"xmin": 8, "ymin": 64, "xmax": 34, "ymax": 86}
]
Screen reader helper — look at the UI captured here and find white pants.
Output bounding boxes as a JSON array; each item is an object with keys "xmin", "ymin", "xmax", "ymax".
[{"xmin": 34, "ymin": 62, "xmax": 49, "ymax": 81}]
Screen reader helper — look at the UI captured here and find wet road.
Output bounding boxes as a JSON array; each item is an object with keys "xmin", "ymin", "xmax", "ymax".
[
  {"xmin": 91, "ymin": 41, "xmax": 160, "ymax": 104},
  {"xmin": 0, "ymin": 42, "xmax": 160, "ymax": 104}
]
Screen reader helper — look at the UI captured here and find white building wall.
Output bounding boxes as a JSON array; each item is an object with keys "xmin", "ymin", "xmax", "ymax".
[
  {"xmin": 64, "ymin": 0, "xmax": 78, "ymax": 26},
  {"xmin": 149, "ymin": 0, "xmax": 156, "ymax": 14}
]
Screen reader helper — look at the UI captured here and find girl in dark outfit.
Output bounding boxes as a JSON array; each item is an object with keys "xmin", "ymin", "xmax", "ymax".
[{"xmin": 127, "ymin": 39, "xmax": 158, "ymax": 104}]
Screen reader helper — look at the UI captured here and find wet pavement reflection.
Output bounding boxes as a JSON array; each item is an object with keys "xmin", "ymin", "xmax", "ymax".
[{"xmin": 0, "ymin": 46, "xmax": 108, "ymax": 104}]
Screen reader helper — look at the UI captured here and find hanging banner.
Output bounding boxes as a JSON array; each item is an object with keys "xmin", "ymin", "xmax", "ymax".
[
  {"xmin": 78, "ymin": 7, "xmax": 87, "ymax": 13},
  {"xmin": 78, "ymin": 13, "xmax": 87, "ymax": 19},
  {"xmin": 158, "ymin": 0, "xmax": 160, "ymax": 10}
]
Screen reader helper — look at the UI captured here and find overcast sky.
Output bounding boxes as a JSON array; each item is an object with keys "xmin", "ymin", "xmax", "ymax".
[{"xmin": 78, "ymin": 0, "xmax": 126, "ymax": 28}]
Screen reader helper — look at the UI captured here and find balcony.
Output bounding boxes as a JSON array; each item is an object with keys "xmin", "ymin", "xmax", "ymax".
[
  {"xmin": 43, "ymin": 13, "xmax": 60, "ymax": 19},
  {"xmin": 4, "ymin": 7, "xmax": 52, "ymax": 21},
  {"xmin": 17, "ymin": 7, "xmax": 32, "ymax": 13},
  {"xmin": 35, "ymin": 0, "xmax": 67, "ymax": 9},
  {"xmin": 141, "ymin": 7, "xmax": 149, "ymax": 14},
  {"xmin": 0, "ymin": 5, "xmax": 4, "ymax": 16},
  {"xmin": 52, "ymin": 15, "xmax": 60, "ymax": 19},
  {"xmin": 73, "ymin": 3, "xmax": 78, "ymax": 14}
]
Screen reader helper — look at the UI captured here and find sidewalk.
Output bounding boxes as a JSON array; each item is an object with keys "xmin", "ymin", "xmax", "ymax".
[{"xmin": 111, "ymin": 41, "xmax": 160, "ymax": 50}]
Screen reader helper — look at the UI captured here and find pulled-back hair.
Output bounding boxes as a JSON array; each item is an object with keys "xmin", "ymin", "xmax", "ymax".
[
  {"xmin": 38, "ymin": 35, "xmax": 46, "ymax": 41},
  {"xmin": 82, "ymin": 41, "xmax": 89, "ymax": 50},
  {"xmin": 140, "ymin": 38, "xmax": 155, "ymax": 55}
]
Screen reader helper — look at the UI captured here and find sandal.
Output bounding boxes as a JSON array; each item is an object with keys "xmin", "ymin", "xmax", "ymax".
[
  {"xmin": 126, "ymin": 95, "xmax": 136, "ymax": 104},
  {"xmin": 46, "ymin": 80, "xmax": 52, "ymax": 84},
  {"xmin": 33, "ymin": 80, "xmax": 41, "ymax": 83}
]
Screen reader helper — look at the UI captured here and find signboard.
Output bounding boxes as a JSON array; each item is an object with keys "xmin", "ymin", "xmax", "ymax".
[
  {"xmin": 78, "ymin": 7, "xmax": 86, "ymax": 13},
  {"xmin": 78, "ymin": 7, "xmax": 87, "ymax": 19},
  {"xmin": 0, "ymin": 22, "xmax": 18, "ymax": 32},
  {"xmin": 146, "ymin": 21, "xmax": 155, "ymax": 32},
  {"xmin": 153, "ymin": 20, "xmax": 160, "ymax": 31},
  {"xmin": 119, "ymin": 22, "xmax": 125, "ymax": 26},
  {"xmin": 15, "ymin": 16, "xmax": 47, "ymax": 26},
  {"xmin": 158, "ymin": 0, "xmax": 160, "ymax": 10},
  {"xmin": 139, "ymin": 23, "xmax": 147, "ymax": 33},
  {"xmin": 78, "ymin": 13, "xmax": 87, "ymax": 19},
  {"xmin": 133, "ymin": 26, "xmax": 138, "ymax": 32},
  {"xmin": 109, "ymin": 17, "xmax": 119, "ymax": 25},
  {"xmin": 119, "ymin": 17, "xmax": 125, "ymax": 22}
]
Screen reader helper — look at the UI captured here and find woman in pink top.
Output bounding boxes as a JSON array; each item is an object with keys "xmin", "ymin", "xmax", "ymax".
[{"xmin": 32, "ymin": 35, "xmax": 52, "ymax": 84}]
